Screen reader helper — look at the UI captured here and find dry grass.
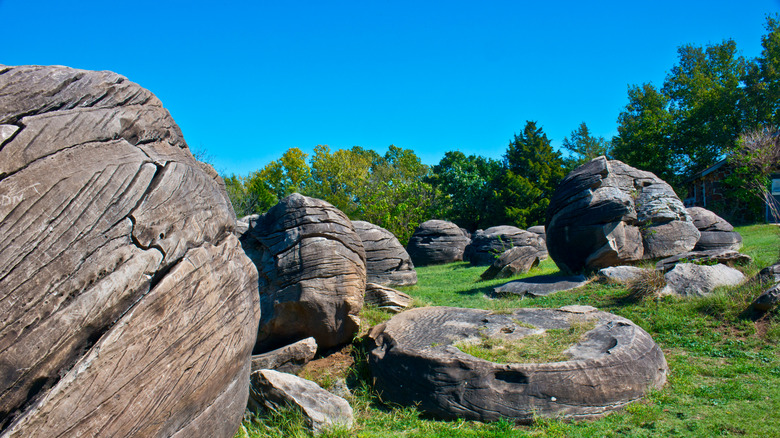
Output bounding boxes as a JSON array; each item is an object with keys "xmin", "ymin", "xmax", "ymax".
[{"xmin": 626, "ymin": 269, "xmax": 667, "ymax": 301}]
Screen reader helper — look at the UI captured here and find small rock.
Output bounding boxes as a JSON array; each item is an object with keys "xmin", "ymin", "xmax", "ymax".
[
  {"xmin": 251, "ymin": 337, "xmax": 318, "ymax": 373},
  {"xmin": 598, "ymin": 266, "xmax": 650, "ymax": 283},
  {"xmin": 480, "ymin": 246, "xmax": 542, "ymax": 280},
  {"xmin": 659, "ymin": 263, "xmax": 745, "ymax": 297},
  {"xmin": 493, "ymin": 274, "xmax": 589, "ymax": 298},
  {"xmin": 364, "ymin": 283, "xmax": 413, "ymax": 313},
  {"xmin": 758, "ymin": 263, "xmax": 780, "ymax": 283},
  {"xmin": 750, "ymin": 283, "xmax": 780, "ymax": 312},
  {"xmin": 249, "ymin": 370, "xmax": 354, "ymax": 435}
]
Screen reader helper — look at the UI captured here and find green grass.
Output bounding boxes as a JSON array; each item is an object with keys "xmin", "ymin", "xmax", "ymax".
[{"xmin": 238, "ymin": 224, "xmax": 780, "ymax": 437}]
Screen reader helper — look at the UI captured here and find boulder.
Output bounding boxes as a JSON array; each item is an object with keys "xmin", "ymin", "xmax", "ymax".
[
  {"xmin": 598, "ymin": 266, "xmax": 651, "ymax": 284},
  {"xmin": 464, "ymin": 226, "xmax": 546, "ymax": 266},
  {"xmin": 546, "ymin": 157, "xmax": 700, "ymax": 274},
  {"xmin": 687, "ymin": 207, "xmax": 742, "ymax": 251},
  {"xmin": 750, "ymin": 283, "xmax": 780, "ymax": 312},
  {"xmin": 659, "ymin": 263, "xmax": 745, "ymax": 297},
  {"xmin": 251, "ymin": 337, "xmax": 318, "ymax": 374},
  {"xmin": 239, "ymin": 194, "xmax": 366, "ymax": 353},
  {"xmin": 0, "ymin": 65, "xmax": 260, "ymax": 437},
  {"xmin": 493, "ymin": 274, "xmax": 589, "ymax": 298},
  {"xmin": 655, "ymin": 249, "xmax": 752, "ymax": 272},
  {"xmin": 364, "ymin": 282, "xmax": 413, "ymax": 313},
  {"xmin": 353, "ymin": 220, "xmax": 417, "ymax": 286},
  {"xmin": 480, "ymin": 246, "xmax": 542, "ymax": 280},
  {"xmin": 248, "ymin": 370, "xmax": 353, "ymax": 435},
  {"xmin": 368, "ymin": 306, "xmax": 668, "ymax": 423},
  {"xmin": 758, "ymin": 263, "xmax": 780, "ymax": 283},
  {"xmin": 406, "ymin": 220, "xmax": 471, "ymax": 266},
  {"xmin": 527, "ymin": 225, "xmax": 549, "ymax": 259}
]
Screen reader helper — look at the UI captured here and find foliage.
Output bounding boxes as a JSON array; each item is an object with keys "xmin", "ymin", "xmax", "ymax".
[
  {"xmin": 743, "ymin": 15, "xmax": 780, "ymax": 127},
  {"xmin": 561, "ymin": 122, "xmax": 611, "ymax": 172},
  {"xmin": 428, "ymin": 151, "xmax": 504, "ymax": 230},
  {"xmin": 500, "ymin": 121, "xmax": 565, "ymax": 229},
  {"xmin": 728, "ymin": 126, "xmax": 780, "ymax": 223}
]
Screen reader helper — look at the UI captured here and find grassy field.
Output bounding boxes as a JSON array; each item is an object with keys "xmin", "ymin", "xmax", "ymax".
[{"xmin": 238, "ymin": 224, "xmax": 780, "ymax": 437}]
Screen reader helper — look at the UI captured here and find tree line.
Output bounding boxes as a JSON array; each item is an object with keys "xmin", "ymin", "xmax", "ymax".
[{"xmin": 225, "ymin": 15, "xmax": 780, "ymax": 242}]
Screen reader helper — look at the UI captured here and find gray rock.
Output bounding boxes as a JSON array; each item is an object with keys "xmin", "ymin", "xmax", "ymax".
[
  {"xmin": 598, "ymin": 266, "xmax": 651, "ymax": 284},
  {"xmin": 758, "ymin": 263, "xmax": 780, "ymax": 283},
  {"xmin": 750, "ymin": 283, "xmax": 780, "ymax": 312},
  {"xmin": 546, "ymin": 157, "xmax": 699, "ymax": 274},
  {"xmin": 240, "ymin": 194, "xmax": 366, "ymax": 353},
  {"xmin": 493, "ymin": 274, "xmax": 589, "ymax": 298},
  {"xmin": 480, "ymin": 246, "xmax": 542, "ymax": 280},
  {"xmin": 660, "ymin": 263, "xmax": 745, "ymax": 297},
  {"xmin": 248, "ymin": 370, "xmax": 353, "ymax": 435},
  {"xmin": 368, "ymin": 306, "xmax": 668, "ymax": 423},
  {"xmin": 464, "ymin": 225, "xmax": 545, "ymax": 266},
  {"xmin": 655, "ymin": 249, "xmax": 753, "ymax": 272},
  {"xmin": 364, "ymin": 282, "xmax": 413, "ymax": 313},
  {"xmin": 0, "ymin": 65, "xmax": 259, "ymax": 438},
  {"xmin": 687, "ymin": 207, "xmax": 742, "ymax": 251},
  {"xmin": 251, "ymin": 337, "xmax": 318, "ymax": 374},
  {"xmin": 527, "ymin": 225, "xmax": 549, "ymax": 259},
  {"xmin": 406, "ymin": 220, "xmax": 471, "ymax": 266},
  {"xmin": 353, "ymin": 220, "xmax": 417, "ymax": 286}
]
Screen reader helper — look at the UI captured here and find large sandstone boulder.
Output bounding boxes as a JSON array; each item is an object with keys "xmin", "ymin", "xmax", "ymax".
[
  {"xmin": 0, "ymin": 65, "xmax": 260, "ymax": 437},
  {"xmin": 406, "ymin": 220, "xmax": 471, "ymax": 266},
  {"xmin": 464, "ymin": 225, "xmax": 546, "ymax": 266},
  {"xmin": 368, "ymin": 306, "xmax": 668, "ymax": 423},
  {"xmin": 687, "ymin": 207, "xmax": 743, "ymax": 251},
  {"xmin": 546, "ymin": 157, "xmax": 700, "ymax": 274},
  {"xmin": 240, "ymin": 194, "xmax": 366, "ymax": 353},
  {"xmin": 353, "ymin": 220, "xmax": 417, "ymax": 286}
]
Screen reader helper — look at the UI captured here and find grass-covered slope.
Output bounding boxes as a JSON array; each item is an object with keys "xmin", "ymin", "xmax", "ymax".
[{"xmin": 239, "ymin": 224, "xmax": 780, "ymax": 438}]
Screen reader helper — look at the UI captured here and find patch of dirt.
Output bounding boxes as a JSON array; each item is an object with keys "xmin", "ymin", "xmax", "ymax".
[{"xmin": 297, "ymin": 344, "xmax": 355, "ymax": 384}]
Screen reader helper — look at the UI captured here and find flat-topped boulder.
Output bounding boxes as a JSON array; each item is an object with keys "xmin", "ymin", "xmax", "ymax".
[
  {"xmin": 546, "ymin": 157, "xmax": 699, "ymax": 274},
  {"xmin": 659, "ymin": 263, "xmax": 745, "ymax": 297},
  {"xmin": 687, "ymin": 207, "xmax": 742, "ymax": 251},
  {"xmin": 353, "ymin": 220, "xmax": 417, "ymax": 286},
  {"xmin": 493, "ymin": 274, "xmax": 590, "ymax": 297},
  {"xmin": 368, "ymin": 306, "xmax": 668, "ymax": 423},
  {"xmin": 655, "ymin": 249, "xmax": 752, "ymax": 272},
  {"xmin": 464, "ymin": 225, "xmax": 546, "ymax": 266},
  {"xmin": 0, "ymin": 65, "xmax": 260, "ymax": 438},
  {"xmin": 240, "ymin": 194, "xmax": 366, "ymax": 353},
  {"xmin": 406, "ymin": 220, "xmax": 471, "ymax": 266}
]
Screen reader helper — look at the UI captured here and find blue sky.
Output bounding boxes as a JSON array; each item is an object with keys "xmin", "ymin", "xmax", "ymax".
[{"xmin": 1, "ymin": 0, "xmax": 778, "ymax": 175}]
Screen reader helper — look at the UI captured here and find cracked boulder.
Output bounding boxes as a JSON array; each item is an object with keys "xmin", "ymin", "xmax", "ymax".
[
  {"xmin": 240, "ymin": 194, "xmax": 366, "ymax": 353},
  {"xmin": 406, "ymin": 220, "xmax": 471, "ymax": 266},
  {"xmin": 368, "ymin": 306, "xmax": 668, "ymax": 423},
  {"xmin": 687, "ymin": 207, "xmax": 743, "ymax": 251},
  {"xmin": 0, "ymin": 65, "xmax": 260, "ymax": 438},
  {"xmin": 546, "ymin": 157, "xmax": 700, "ymax": 274},
  {"xmin": 353, "ymin": 220, "xmax": 417, "ymax": 286},
  {"xmin": 464, "ymin": 226, "xmax": 547, "ymax": 266}
]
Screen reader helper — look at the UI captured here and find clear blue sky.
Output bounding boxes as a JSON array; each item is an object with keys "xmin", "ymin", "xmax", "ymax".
[{"xmin": 1, "ymin": 0, "xmax": 778, "ymax": 175}]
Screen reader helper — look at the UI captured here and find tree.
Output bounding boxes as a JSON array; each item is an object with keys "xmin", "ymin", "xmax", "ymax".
[
  {"xmin": 308, "ymin": 145, "xmax": 378, "ymax": 217},
  {"xmin": 662, "ymin": 39, "xmax": 747, "ymax": 174},
  {"xmin": 429, "ymin": 151, "xmax": 503, "ymax": 230},
  {"xmin": 500, "ymin": 121, "xmax": 565, "ymax": 229},
  {"xmin": 743, "ymin": 14, "xmax": 780, "ymax": 128},
  {"xmin": 561, "ymin": 122, "xmax": 611, "ymax": 172},
  {"xmin": 612, "ymin": 83, "xmax": 678, "ymax": 183},
  {"xmin": 728, "ymin": 126, "xmax": 780, "ymax": 223}
]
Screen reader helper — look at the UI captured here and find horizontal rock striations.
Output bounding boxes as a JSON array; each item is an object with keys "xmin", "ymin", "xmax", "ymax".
[
  {"xmin": 406, "ymin": 220, "xmax": 471, "ymax": 266},
  {"xmin": 353, "ymin": 220, "xmax": 417, "ymax": 286}
]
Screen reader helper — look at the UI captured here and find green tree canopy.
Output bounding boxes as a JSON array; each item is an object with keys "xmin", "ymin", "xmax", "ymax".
[{"xmin": 561, "ymin": 122, "xmax": 611, "ymax": 172}]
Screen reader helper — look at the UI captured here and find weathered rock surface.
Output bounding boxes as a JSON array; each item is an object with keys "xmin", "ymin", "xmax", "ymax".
[
  {"xmin": 364, "ymin": 282, "xmax": 413, "ymax": 313},
  {"xmin": 251, "ymin": 337, "xmax": 318, "ymax": 374},
  {"xmin": 750, "ymin": 283, "xmax": 780, "ymax": 312},
  {"xmin": 240, "ymin": 194, "xmax": 366, "ymax": 353},
  {"xmin": 687, "ymin": 207, "xmax": 742, "ymax": 251},
  {"xmin": 758, "ymin": 263, "xmax": 780, "ymax": 283},
  {"xmin": 493, "ymin": 275, "xmax": 590, "ymax": 298},
  {"xmin": 464, "ymin": 226, "xmax": 546, "ymax": 266},
  {"xmin": 598, "ymin": 266, "xmax": 651, "ymax": 284},
  {"xmin": 0, "ymin": 65, "xmax": 260, "ymax": 437},
  {"xmin": 353, "ymin": 220, "xmax": 417, "ymax": 286},
  {"xmin": 527, "ymin": 225, "xmax": 549, "ymax": 259},
  {"xmin": 655, "ymin": 249, "xmax": 752, "ymax": 272},
  {"xmin": 480, "ymin": 246, "xmax": 542, "ymax": 280},
  {"xmin": 368, "ymin": 306, "xmax": 668, "ymax": 422},
  {"xmin": 546, "ymin": 157, "xmax": 700, "ymax": 274},
  {"xmin": 248, "ymin": 370, "xmax": 353, "ymax": 435},
  {"xmin": 406, "ymin": 220, "xmax": 471, "ymax": 266},
  {"xmin": 659, "ymin": 263, "xmax": 745, "ymax": 297}
]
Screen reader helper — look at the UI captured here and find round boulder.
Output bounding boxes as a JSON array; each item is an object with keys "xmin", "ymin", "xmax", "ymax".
[
  {"xmin": 353, "ymin": 220, "xmax": 417, "ymax": 286},
  {"xmin": 687, "ymin": 207, "xmax": 742, "ymax": 251},
  {"xmin": 546, "ymin": 157, "xmax": 700, "ymax": 274},
  {"xmin": 368, "ymin": 306, "xmax": 668, "ymax": 423},
  {"xmin": 406, "ymin": 220, "xmax": 471, "ymax": 266},
  {"xmin": 0, "ymin": 65, "xmax": 260, "ymax": 437},
  {"xmin": 240, "ymin": 194, "xmax": 366, "ymax": 353},
  {"xmin": 464, "ymin": 225, "xmax": 546, "ymax": 266}
]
